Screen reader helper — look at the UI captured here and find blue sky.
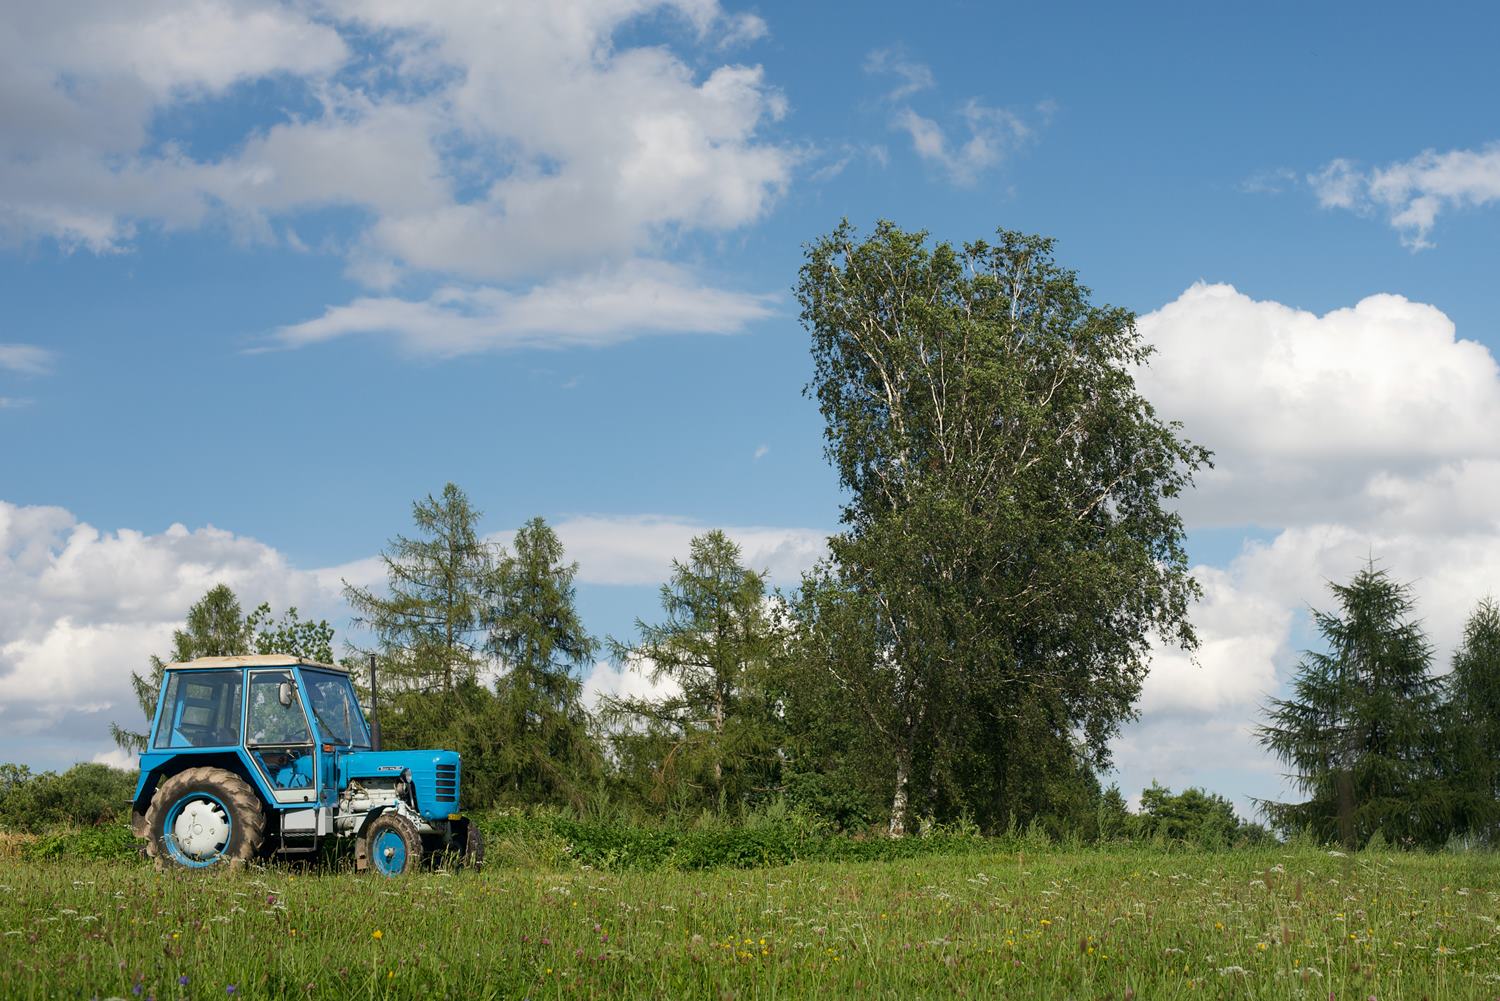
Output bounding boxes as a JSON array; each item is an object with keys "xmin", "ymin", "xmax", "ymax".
[{"xmin": 4, "ymin": 0, "xmax": 1500, "ymax": 818}]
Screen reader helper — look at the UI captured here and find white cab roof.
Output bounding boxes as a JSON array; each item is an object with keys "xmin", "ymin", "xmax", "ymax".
[{"xmin": 165, "ymin": 654, "xmax": 347, "ymax": 672}]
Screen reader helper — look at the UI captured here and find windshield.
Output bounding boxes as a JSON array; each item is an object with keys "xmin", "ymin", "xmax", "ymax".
[{"xmin": 302, "ymin": 671, "xmax": 371, "ymax": 747}]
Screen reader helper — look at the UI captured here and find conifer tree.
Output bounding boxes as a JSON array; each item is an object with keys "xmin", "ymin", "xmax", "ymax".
[
  {"xmin": 487, "ymin": 517, "xmax": 601, "ymax": 805},
  {"xmin": 344, "ymin": 483, "xmax": 499, "ymax": 698},
  {"xmin": 1446, "ymin": 597, "xmax": 1500, "ymax": 843},
  {"xmin": 603, "ymin": 531, "xmax": 781, "ymax": 814},
  {"xmin": 1258, "ymin": 563, "xmax": 1448, "ymax": 848}
]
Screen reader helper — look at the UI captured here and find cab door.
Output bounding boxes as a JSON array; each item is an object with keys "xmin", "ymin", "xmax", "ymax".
[{"xmin": 244, "ymin": 669, "xmax": 318, "ymax": 805}]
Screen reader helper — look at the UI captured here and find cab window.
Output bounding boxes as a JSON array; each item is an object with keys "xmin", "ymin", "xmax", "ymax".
[
  {"xmin": 153, "ymin": 671, "xmax": 243, "ymax": 749},
  {"xmin": 247, "ymin": 671, "xmax": 312, "ymax": 745}
]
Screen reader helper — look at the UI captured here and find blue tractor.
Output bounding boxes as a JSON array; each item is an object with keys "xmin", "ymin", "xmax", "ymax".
[{"xmin": 130, "ymin": 655, "xmax": 482, "ymax": 875}]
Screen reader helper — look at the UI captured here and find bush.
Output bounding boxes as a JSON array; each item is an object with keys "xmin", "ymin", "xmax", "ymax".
[
  {"xmin": 473, "ymin": 808, "xmax": 994, "ymax": 872},
  {"xmin": 20, "ymin": 823, "xmax": 139, "ymax": 862},
  {"xmin": 0, "ymin": 762, "xmax": 138, "ymax": 834}
]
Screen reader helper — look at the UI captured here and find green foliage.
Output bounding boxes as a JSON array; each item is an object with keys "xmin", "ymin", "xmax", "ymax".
[
  {"xmin": 487, "ymin": 517, "xmax": 601, "ymax": 807},
  {"xmin": 110, "ymin": 583, "xmax": 251, "ymax": 752},
  {"xmin": 1446, "ymin": 597, "xmax": 1500, "ymax": 844},
  {"xmin": 1096, "ymin": 784, "xmax": 1132, "ymax": 841},
  {"xmin": 20, "ymin": 823, "xmax": 138, "ymax": 862},
  {"xmin": 247, "ymin": 603, "xmax": 336, "ymax": 663},
  {"xmin": 474, "ymin": 806, "xmax": 992, "ymax": 872},
  {"xmin": 0, "ymin": 763, "xmax": 138, "ymax": 834},
  {"xmin": 1259, "ymin": 562, "xmax": 1449, "ymax": 849},
  {"xmin": 345, "ymin": 482, "xmax": 500, "ymax": 696},
  {"xmin": 604, "ymin": 530, "xmax": 783, "ymax": 817},
  {"xmin": 110, "ymin": 585, "xmax": 335, "ymax": 752},
  {"xmin": 795, "ymin": 221, "xmax": 1208, "ymax": 835},
  {"xmin": 1135, "ymin": 781, "xmax": 1259, "ymax": 849}
]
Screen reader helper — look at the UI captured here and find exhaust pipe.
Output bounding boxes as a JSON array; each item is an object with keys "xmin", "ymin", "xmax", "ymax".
[{"xmin": 369, "ymin": 653, "xmax": 383, "ymax": 751}]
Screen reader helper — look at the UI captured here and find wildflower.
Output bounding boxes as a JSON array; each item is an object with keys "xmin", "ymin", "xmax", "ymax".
[
  {"xmin": 372, "ymin": 929, "xmax": 383, "ymax": 940},
  {"xmin": 227, "ymin": 986, "xmax": 237, "ymax": 996},
  {"xmin": 178, "ymin": 977, "xmax": 189, "ymax": 987}
]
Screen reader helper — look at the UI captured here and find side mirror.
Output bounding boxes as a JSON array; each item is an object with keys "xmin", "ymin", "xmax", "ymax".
[{"xmin": 278, "ymin": 681, "xmax": 295, "ymax": 707}]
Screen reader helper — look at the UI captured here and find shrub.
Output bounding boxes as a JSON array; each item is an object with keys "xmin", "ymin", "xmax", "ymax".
[{"xmin": 0, "ymin": 763, "xmax": 138, "ymax": 834}]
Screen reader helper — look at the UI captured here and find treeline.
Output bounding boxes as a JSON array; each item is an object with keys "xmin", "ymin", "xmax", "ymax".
[{"xmin": 71, "ymin": 222, "xmax": 1498, "ymax": 849}]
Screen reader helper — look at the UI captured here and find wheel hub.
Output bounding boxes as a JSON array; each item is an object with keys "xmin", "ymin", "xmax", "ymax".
[{"xmin": 172, "ymin": 798, "xmax": 229, "ymax": 859}]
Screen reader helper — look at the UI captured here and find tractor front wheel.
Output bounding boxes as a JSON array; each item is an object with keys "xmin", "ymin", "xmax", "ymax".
[
  {"xmin": 361, "ymin": 813, "xmax": 422, "ymax": 877},
  {"xmin": 145, "ymin": 767, "xmax": 265, "ymax": 870}
]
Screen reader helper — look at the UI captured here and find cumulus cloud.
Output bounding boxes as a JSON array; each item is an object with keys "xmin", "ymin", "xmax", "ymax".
[
  {"xmin": 0, "ymin": 501, "xmax": 826, "ymax": 768},
  {"xmin": 581, "ymin": 657, "xmax": 682, "ymax": 718},
  {"xmin": 1112, "ymin": 283, "xmax": 1500, "ymax": 817},
  {"xmin": 0, "ymin": 501, "xmax": 348, "ymax": 768},
  {"xmin": 1135, "ymin": 283, "xmax": 1500, "ymax": 527},
  {"xmin": 1, "ymin": 0, "xmax": 793, "ymax": 351},
  {"xmin": 1309, "ymin": 143, "xmax": 1500, "ymax": 248},
  {"xmin": 273, "ymin": 262, "xmax": 777, "ymax": 355}
]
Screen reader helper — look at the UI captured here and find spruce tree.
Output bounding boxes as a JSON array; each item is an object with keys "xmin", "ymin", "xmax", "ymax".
[
  {"xmin": 1446, "ymin": 597, "xmax": 1500, "ymax": 843},
  {"xmin": 1258, "ymin": 563, "xmax": 1448, "ymax": 848}
]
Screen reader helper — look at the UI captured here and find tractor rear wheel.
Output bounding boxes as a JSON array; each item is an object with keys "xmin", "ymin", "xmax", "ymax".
[
  {"xmin": 361, "ymin": 813, "xmax": 422, "ymax": 877},
  {"xmin": 145, "ymin": 767, "xmax": 265, "ymax": 870}
]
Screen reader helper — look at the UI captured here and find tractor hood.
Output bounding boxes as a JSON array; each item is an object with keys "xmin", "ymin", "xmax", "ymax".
[{"xmin": 339, "ymin": 749, "xmax": 461, "ymax": 821}]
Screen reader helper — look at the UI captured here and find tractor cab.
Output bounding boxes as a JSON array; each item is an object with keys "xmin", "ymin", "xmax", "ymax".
[{"xmin": 131, "ymin": 655, "xmax": 481, "ymax": 874}]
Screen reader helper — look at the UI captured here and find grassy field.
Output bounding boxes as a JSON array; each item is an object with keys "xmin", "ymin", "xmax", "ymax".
[{"xmin": 2, "ymin": 847, "xmax": 1497, "ymax": 1000}]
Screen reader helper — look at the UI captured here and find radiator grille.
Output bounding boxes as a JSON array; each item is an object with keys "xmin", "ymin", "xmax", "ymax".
[{"xmin": 435, "ymin": 763, "xmax": 458, "ymax": 802}]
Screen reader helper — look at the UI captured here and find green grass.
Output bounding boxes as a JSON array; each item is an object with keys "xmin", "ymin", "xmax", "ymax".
[{"xmin": 2, "ymin": 846, "xmax": 1497, "ymax": 999}]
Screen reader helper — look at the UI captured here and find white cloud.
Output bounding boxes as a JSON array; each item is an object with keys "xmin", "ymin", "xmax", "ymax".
[
  {"xmin": 863, "ymin": 49, "xmax": 934, "ymax": 102},
  {"xmin": 1135, "ymin": 283, "xmax": 1500, "ymax": 527},
  {"xmin": 1309, "ymin": 143, "xmax": 1500, "ymax": 248},
  {"xmin": 503, "ymin": 514, "xmax": 826, "ymax": 587},
  {"xmin": 0, "ymin": 501, "xmax": 827, "ymax": 768},
  {"xmin": 893, "ymin": 101, "xmax": 1030, "ymax": 187},
  {"xmin": 581, "ymin": 657, "xmax": 682, "ymax": 717},
  {"xmin": 753, "ymin": 444, "xmax": 770, "ymax": 461},
  {"xmin": 0, "ymin": 500, "xmax": 349, "ymax": 767},
  {"xmin": 0, "ymin": 343, "xmax": 53, "ymax": 374},
  {"xmin": 273, "ymin": 261, "xmax": 777, "ymax": 355},
  {"xmin": 863, "ymin": 46, "xmax": 1037, "ymax": 187},
  {"xmin": 1, "ymin": 0, "xmax": 793, "ymax": 351},
  {"xmin": 1112, "ymin": 283, "xmax": 1500, "ymax": 816}
]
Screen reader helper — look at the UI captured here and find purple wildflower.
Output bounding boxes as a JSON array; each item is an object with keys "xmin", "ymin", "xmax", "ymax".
[
  {"xmin": 227, "ymin": 986, "xmax": 237, "ymax": 995},
  {"xmin": 179, "ymin": 976, "xmax": 190, "ymax": 986}
]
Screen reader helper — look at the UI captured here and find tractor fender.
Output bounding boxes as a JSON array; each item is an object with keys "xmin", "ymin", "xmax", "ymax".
[{"xmin": 134, "ymin": 752, "xmax": 262, "ymax": 819}]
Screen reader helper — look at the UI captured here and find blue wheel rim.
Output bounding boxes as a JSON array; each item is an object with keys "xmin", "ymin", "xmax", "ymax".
[
  {"xmin": 371, "ymin": 829, "xmax": 408, "ymax": 875},
  {"xmin": 163, "ymin": 792, "xmax": 232, "ymax": 868}
]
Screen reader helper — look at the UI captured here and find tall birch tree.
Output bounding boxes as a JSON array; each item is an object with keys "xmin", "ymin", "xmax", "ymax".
[{"xmin": 795, "ymin": 221, "xmax": 1208, "ymax": 834}]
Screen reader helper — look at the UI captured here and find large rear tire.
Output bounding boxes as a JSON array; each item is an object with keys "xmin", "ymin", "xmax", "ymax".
[{"xmin": 145, "ymin": 767, "xmax": 265, "ymax": 870}]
